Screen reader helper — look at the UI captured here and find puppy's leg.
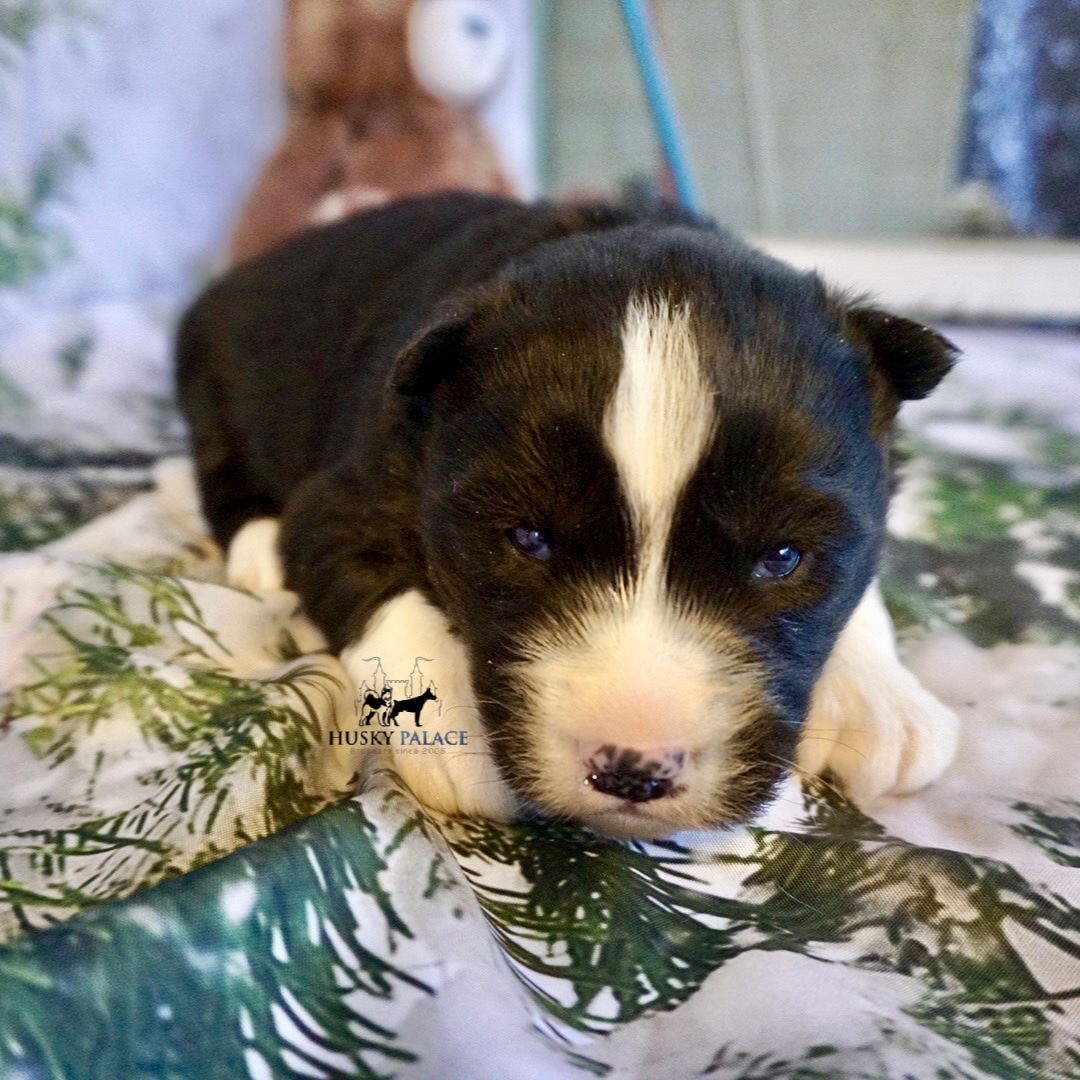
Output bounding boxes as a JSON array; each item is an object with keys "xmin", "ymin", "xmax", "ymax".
[
  {"xmin": 798, "ymin": 579, "xmax": 959, "ymax": 803},
  {"xmin": 336, "ymin": 590, "xmax": 517, "ymax": 822},
  {"xmin": 175, "ymin": 313, "xmax": 281, "ymax": 551},
  {"xmin": 226, "ymin": 518, "xmax": 285, "ymax": 591}
]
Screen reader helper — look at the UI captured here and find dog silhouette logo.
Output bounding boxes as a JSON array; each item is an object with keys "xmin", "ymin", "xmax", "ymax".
[
  {"xmin": 354, "ymin": 657, "xmax": 439, "ymax": 728},
  {"xmin": 386, "ymin": 686, "xmax": 437, "ymax": 728},
  {"xmin": 359, "ymin": 686, "xmax": 393, "ymax": 727}
]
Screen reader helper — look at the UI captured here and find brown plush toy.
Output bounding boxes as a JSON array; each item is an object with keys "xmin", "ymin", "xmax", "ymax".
[{"xmin": 229, "ymin": 0, "xmax": 512, "ymax": 264}]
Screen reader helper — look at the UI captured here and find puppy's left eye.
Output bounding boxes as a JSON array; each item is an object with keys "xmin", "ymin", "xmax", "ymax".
[
  {"xmin": 509, "ymin": 526, "xmax": 551, "ymax": 561},
  {"xmin": 750, "ymin": 544, "xmax": 802, "ymax": 581}
]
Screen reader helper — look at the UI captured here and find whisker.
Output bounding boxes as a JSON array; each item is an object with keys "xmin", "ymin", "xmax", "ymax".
[
  {"xmin": 769, "ymin": 753, "xmax": 852, "ymax": 804},
  {"xmin": 794, "ymin": 737, "xmax": 868, "ymax": 761}
]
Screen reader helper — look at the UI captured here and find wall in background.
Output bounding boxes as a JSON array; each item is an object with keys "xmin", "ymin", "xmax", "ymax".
[
  {"xmin": 0, "ymin": 0, "xmax": 285, "ymax": 307},
  {"xmin": 482, "ymin": 0, "xmax": 541, "ymax": 199},
  {"xmin": 543, "ymin": 0, "xmax": 976, "ymax": 238}
]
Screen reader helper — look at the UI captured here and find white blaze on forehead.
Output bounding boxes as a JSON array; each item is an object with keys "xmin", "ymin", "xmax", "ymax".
[{"xmin": 604, "ymin": 295, "xmax": 715, "ymax": 588}]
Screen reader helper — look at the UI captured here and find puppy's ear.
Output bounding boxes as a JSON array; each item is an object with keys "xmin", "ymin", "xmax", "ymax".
[
  {"xmin": 845, "ymin": 304, "xmax": 959, "ymax": 403},
  {"xmin": 390, "ymin": 284, "xmax": 512, "ymax": 408},
  {"xmin": 391, "ymin": 310, "xmax": 473, "ymax": 403}
]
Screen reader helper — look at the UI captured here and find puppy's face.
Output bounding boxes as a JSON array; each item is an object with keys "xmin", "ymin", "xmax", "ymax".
[{"xmin": 396, "ymin": 231, "xmax": 955, "ymax": 838}]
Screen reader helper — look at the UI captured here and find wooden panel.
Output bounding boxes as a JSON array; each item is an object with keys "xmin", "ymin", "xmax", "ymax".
[{"xmin": 544, "ymin": 0, "xmax": 977, "ymax": 237}]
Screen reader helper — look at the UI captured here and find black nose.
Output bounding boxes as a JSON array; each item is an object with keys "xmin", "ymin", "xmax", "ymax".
[{"xmin": 585, "ymin": 748, "xmax": 681, "ymax": 803}]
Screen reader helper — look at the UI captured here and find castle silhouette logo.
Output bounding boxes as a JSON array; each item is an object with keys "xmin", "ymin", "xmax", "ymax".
[
  {"xmin": 355, "ymin": 656, "xmax": 438, "ymax": 727},
  {"xmin": 329, "ymin": 656, "xmax": 468, "ymax": 753}
]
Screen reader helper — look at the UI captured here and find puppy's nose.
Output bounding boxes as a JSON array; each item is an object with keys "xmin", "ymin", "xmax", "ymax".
[{"xmin": 582, "ymin": 744, "xmax": 685, "ymax": 803}]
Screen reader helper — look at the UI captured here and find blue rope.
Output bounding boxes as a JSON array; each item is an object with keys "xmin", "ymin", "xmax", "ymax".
[{"xmin": 618, "ymin": 0, "xmax": 703, "ymax": 212}]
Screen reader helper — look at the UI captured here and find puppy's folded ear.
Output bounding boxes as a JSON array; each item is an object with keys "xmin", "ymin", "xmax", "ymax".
[
  {"xmin": 844, "ymin": 304, "xmax": 959, "ymax": 403},
  {"xmin": 391, "ymin": 311, "xmax": 472, "ymax": 403},
  {"xmin": 389, "ymin": 284, "xmax": 512, "ymax": 409}
]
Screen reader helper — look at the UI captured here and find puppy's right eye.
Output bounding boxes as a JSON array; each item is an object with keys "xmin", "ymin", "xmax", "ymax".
[
  {"xmin": 508, "ymin": 526, "xmax": 551, "ymax": 561},
  {"xmin": 750, "ymin": 544, "xmax": 802, "ymax": 581}
]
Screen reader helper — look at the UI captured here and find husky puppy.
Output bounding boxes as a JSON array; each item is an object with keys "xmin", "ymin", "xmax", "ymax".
[{"xmin": 177, "ymin": 193, "xmax": 958, "ymax": 838}]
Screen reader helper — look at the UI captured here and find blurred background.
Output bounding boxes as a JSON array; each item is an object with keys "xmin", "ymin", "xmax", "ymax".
[
  {"xmin": 0, "ymin": 0, "xmax": 1077, "ymax": 644},
  {"xmin": 3, "ymin": 2, "xmax": 1080, "ymax": 318}
]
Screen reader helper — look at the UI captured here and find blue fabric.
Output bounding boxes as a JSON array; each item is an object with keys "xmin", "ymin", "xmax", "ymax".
[{"xmin": 961, "ymin": 0, "xmax": 1080, "ymax": 236}]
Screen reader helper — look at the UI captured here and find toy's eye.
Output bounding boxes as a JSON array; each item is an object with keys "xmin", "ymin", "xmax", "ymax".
[
  {"xmin": 509, "ymin": 526, "xmax": 551, "ymax": 561},
  {"xmin": 750, "ymin": 545, "xmax": 802, "ymax": 581},
  {"xmin": 464, "ymin": 15, "xmax": 490, "ymax": 38}
]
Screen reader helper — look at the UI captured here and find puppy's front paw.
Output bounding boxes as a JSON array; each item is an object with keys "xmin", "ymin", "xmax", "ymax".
[
  {"xmin": 388, "ymin": 747, "xmax": 517, "ymax": 823},
  {"xmin": 797, "ymin": 581, "xmax": 959, "ymax": 803},
  {"xmin": 339, "ymin": 590, "xmax": 517, "ymax": 823},
  {"xmin": 800, "ymin": 658, "xmax": 959, "ymax": 803},
  {"xmin": 225, "ymin": 518, "xmax": 285, "ymax": 591}
]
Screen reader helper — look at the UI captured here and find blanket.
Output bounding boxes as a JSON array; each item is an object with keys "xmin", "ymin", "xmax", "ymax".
[{"xmin": 0, "ymin": 324, "xmax": 1077, "ymax": 1079}]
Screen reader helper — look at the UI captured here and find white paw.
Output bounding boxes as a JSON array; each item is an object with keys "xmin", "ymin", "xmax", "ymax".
[
  {"xmin": 800, "ymin": 657, "xmax": 959, "ymax": 803},
  {"xmin": 225, "ymin": 518, "xmax": 285, "ymax": 591},
  {"xmin": 797, "ymin": 580, "xmax": 959, "ymax": 803},
  {"xmin": 337, "ymin": 590, "xmax": 517, "ymax": 822}
]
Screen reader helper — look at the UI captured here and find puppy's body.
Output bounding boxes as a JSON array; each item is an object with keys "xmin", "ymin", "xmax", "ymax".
[{"xmin": 178, "ymin": 192, "xmax": 958, "ymax": 838}]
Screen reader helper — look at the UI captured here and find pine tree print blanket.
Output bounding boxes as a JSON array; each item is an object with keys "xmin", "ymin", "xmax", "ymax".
[{"xmin": 0, "ymin": 327, "xmax": 1077, "ymax": 1079}]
